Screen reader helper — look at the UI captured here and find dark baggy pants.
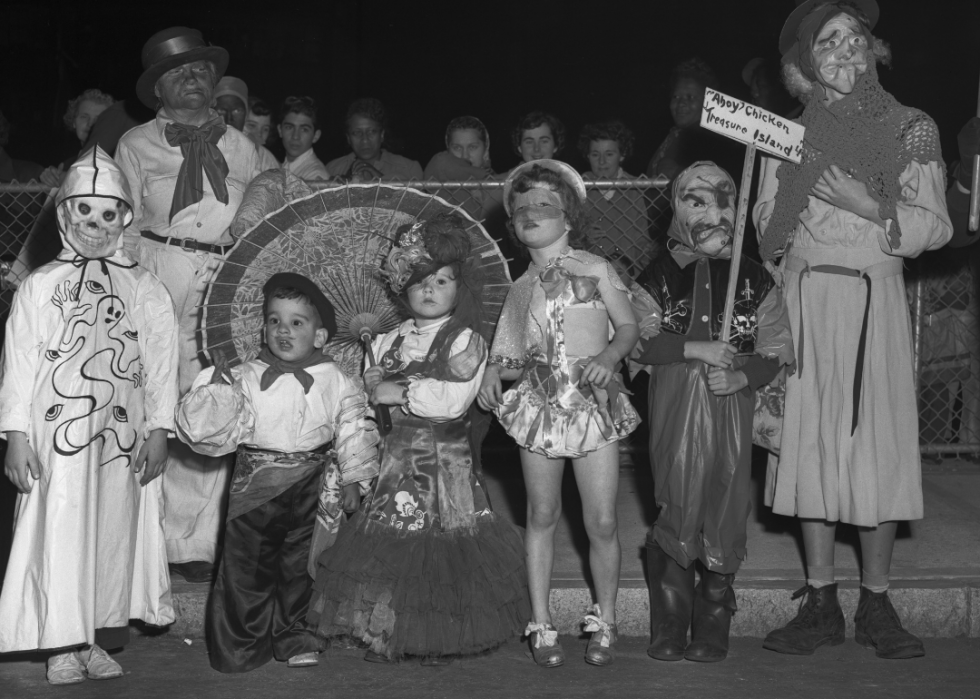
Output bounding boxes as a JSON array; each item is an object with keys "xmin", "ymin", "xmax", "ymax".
[
  {"xmin": 206, "ymin": 468, "xmax": 326, "ymax": 673},
  {"xmin": 647, "ymin": 360, "xmax": 753, "ymax": 574}
]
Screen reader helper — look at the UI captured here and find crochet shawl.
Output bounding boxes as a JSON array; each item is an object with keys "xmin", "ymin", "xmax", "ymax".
[{"xmin": 760, "ymin": 63, "xmax": 943, "ymax": 261}]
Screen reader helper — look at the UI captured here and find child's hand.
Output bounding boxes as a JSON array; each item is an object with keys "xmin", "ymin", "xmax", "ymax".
[
  {"xmin": 477, "ymin": 365, "xmax": 503, "ymax": 411},
  {"xmin": 342, "ymin": 483, "xmax": 361, "ymax": 513},
  {"xmin": 581, "ymin": 349, "xmax": 617, "ymax": 389},
  {"xmin": 134, "ymin": 429, "xmax": 169, "ymax": 485},
  {"xmin": 685, "ymin": 341, "xmax": 737, "ymax": 369},
  {"xmin": 707, "ymin": 368, "xmax": 749, "ymax": 396},
  {"xmin": 363, "ymin": 366, "xmax": 384, "ymax": 395},
  {"xmin": 372, "ymin": 381, "xmax": 407, "ymax": 406},
  {"xmin": 4, "ymin": 431, "xmax": 40, "ymax": 494}
]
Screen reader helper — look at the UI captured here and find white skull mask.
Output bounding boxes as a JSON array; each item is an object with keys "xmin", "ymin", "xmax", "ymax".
[{"xmin": 61, "ymin": 196, "xmax": 130, "ymax": 259}]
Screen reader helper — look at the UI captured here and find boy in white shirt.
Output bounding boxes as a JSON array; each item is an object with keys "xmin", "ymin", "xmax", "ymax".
[
  {"xmin": 279, "ymin": 97, "xmax": 330, "ymax": 181},
  {"xmin": 176, "ymin": 272, "xmax": 379, "ymax": 672}
]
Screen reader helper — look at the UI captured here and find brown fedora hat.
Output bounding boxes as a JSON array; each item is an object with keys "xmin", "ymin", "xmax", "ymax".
[
  {"xmin": 136, "ymin": 27, "xmax": 229, "ymax": 109},
  {"xmin": 778, "ymin": 0, "xmax": 879, "ymax": 55}
]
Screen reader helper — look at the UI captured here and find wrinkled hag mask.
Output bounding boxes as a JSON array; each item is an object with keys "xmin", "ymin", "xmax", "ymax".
[
  {"xmin": 669, "ymin": 163, "xmax": 736, "ymax": 259},
  {"xmin": 61, "ymin": 196, "xmax": 130, "ymax": 259}
]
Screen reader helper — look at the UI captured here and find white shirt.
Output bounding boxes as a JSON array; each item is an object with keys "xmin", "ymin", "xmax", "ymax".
[
  {"xmin": 369, "ymin": 316, "xmax": 486, "ymax": 422},
  {"xmin": 115, "ymin": 110, "xmax": 262, "ymax": 251},
  {"xmin": 283, "ymin": 148, "xmax": 330, "ymax": 181},
  {"xmin": 257, "ymin": 145, "xmax": 280, "ymax": 173},
  {"xmin": 177, "ymin": 360, "xmax": 379, "ymax": 485}
]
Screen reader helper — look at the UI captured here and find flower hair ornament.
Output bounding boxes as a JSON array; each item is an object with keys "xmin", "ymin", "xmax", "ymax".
[{"xmin": 381, "ymin": 220, "xmax": 431, "ymax": 293}]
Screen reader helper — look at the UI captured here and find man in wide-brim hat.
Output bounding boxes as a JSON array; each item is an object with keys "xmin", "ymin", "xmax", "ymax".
[
  {"xmin": 116, "ymin": 27, "xmax": 262, "ymax": 584},
  {"xmin": 753, "ymin": 0, "xmax": 951, "ymax": 660}
]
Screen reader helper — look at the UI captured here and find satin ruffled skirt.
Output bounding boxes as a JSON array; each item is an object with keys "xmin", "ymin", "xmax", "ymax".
[{"xmin": 496, "ymin": 363, "xmax": 640, "ymax": 459}]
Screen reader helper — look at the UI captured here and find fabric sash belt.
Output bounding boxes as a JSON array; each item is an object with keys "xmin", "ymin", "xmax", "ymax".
[
  {"xmin": 229, "ymin": 444, "xmax": 330, "ymax": 521},
  {"xmin": 784, "ymin": 255, "xmax": 903, "ymax": 435}
]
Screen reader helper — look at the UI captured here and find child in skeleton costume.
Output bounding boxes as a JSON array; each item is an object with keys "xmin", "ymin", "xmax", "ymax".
[
  {"xmin": 175, "ymin": 272, "xmax": 379, "ymax": 673},
  {"xmin": 478, "ymin": 160, "xmax": 640, "ymax": 668},
  {"xmin": 309, "ymin": 213, "xmax": 529, "ymax": 665},
  {"xmin": 0, "ymin": 146, "xmax": 179, "ymax": 685},
  {"xmin": 633, "ymin": 162, "xmax": 793, "ymax": 663},
  {"xmin": 754, "ymin": 0, "xmax": 951, "ymax": 660}
]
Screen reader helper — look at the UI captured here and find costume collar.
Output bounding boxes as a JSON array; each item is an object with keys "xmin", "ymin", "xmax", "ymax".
[
  {"xmin": 398, "ymin": 315, "xmax": 451, "ymax": 337},
  {"xmin": 529, "ymin": 246, "xmax": 573, "ymax": 272},
  {"xmin": 285, "ymin": 147, "xmax": 318, "ymax": 170},
  {"xmin": 154, "ymin": 108, "xmax": 223, "ymax": 138}
]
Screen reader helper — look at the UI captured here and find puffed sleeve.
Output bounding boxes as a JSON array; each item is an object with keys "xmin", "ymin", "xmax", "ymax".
[
  {"xmin": 753, "ymin": 155, "xmax": 781, "ymax": 243},
  {"xmin": 878, "ymin": 160, "xmax": 952, "ymax": 258},
  {"xmin": 331, "ymin": 370, "xmax": 380, "ymax": 486},
  {"xmin": 174, "ymin": 365, "xmax": 256, "ymax": 457},
  {"xmin": 407, "ymin": 330, "xmax": 486, "ymax": 422},
  {"xmin": 133, "ymin": 274, "xmax": 180, "ymax": 438},
  {"xmin": 115, "ymin": 137, "xmax": 144, "ymax": 263},
  {"xmin": 0, "ymin": 276, "xmax": 42, "ymax": 436}
]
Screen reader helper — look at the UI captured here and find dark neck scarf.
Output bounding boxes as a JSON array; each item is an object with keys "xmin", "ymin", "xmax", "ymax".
[
  {"xmin": 257, "ymin": 346, "xmax": 333, "ymax": 394},
  {"xmin": 760, "ymin": 63, "xmax": 944, "ymax": 262},
  {"xmin": 164, "ymin": 115, "xmax": 230, "ymax": 223}
]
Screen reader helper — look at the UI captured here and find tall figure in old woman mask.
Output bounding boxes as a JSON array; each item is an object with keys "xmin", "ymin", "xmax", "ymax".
[
  {"xmin": 753, "ymin": 0, "xmax": 951, "ymax": 659},
  {"xmin": 116, "ymin": 27, "xmax": 262, "ymax": 583}
]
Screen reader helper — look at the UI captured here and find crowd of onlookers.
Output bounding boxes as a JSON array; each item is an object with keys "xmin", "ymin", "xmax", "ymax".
[{"xmin": 0, "ymin": 56, "xmax": 801, "ymax": 192}]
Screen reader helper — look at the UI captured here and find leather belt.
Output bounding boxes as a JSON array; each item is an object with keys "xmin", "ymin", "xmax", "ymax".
[{"xmin": 140, "ymin": 230, "xmax": 234, "ymax": 255}]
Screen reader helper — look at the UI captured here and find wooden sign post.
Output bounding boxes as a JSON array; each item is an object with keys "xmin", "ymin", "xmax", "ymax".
[{"xmin": 699, "ymin": 88, "xmax": 805, "ymax": 342}]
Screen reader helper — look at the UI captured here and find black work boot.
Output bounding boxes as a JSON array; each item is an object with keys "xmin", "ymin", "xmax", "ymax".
[
  {"xmin": 645, "ymin": 542, "xmax": 696, "ymax": 661},
  {"xmin": 685, "ymin": 570, "xmax": 736, "ymax": 662},
  {"xmin": 854, "ymin": 587, "xmax": 925, "ymax": 659},
  {"xmin": 763, "ymin": 583, "xmax": 845, "ymax": 655}
]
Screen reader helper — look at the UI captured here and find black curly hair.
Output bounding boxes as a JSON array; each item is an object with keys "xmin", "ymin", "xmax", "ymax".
[{"xmin": 511, "ymin": 111, "xmax": 565, "ymax": 156}]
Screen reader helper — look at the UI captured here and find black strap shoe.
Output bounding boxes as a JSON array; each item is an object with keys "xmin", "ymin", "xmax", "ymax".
[{"xmin": 763, "ymin": 583, "xmax": 845, "ymax": 655}]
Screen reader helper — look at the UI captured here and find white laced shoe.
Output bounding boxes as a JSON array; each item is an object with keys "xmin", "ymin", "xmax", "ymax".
[
  {"xmin": 81, "ymin": 644, "xmax": 124, "ymax": 680},
  {"xmin": 46, "ymin": 652, "xmax": 86, "ymax": 685},
  {"xmin": 287, "ymin": 652, "xmax": 319, "ymax": 667}
]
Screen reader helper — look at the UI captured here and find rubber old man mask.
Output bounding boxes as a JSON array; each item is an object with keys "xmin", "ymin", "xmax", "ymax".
[{"xmin": 667, "ymin": 161, "xmax": 736, "ymax": 259}]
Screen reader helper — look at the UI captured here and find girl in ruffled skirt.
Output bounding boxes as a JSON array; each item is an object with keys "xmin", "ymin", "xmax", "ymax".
[
  {"xmin": 478, "ymin": 160, "xmax": 640, "ymax": 667},
  {"xmin": 308, "ymin": 212, "xmax": 529, "ymax": 665}
]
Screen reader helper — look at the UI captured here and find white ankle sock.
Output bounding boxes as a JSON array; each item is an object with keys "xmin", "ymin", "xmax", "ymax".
[
  {"xmin": 862, "ymin": 570, "xmax": 889, "ymax": 593},
  {"xmin": 806, "ymin": 566, "xmax": 835, "ymax": 588}
]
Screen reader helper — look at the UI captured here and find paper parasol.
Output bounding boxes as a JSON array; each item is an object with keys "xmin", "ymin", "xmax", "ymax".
[{"xmin": 200, "ymin": 183, "xmax": 512, "ymax": 378}]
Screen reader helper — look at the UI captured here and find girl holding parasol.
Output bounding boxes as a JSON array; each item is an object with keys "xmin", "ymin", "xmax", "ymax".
[{"xmin": 307, "ymin": 212, "xmax": 529, "ymax": 665}]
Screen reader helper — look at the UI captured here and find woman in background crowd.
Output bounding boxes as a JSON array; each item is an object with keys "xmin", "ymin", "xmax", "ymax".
[
  {"xmin": 580, "ymin": 120, "xmax": 654, "ymax": 280},
  {"xmin": 512, "ymin": 111, "xmax": 565, "ymax": 165}
]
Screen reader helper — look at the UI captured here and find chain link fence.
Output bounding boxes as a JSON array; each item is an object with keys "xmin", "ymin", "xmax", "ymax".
[
  {"xmin": 909, "ymin": 254, "xmax": 980, "ymax": 456},
  {"xmin": 2, "ymin": 178, "xmax": 978, "ymax": 456}
]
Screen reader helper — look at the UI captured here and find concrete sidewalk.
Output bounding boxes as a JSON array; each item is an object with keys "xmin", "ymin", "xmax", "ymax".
[
  {"xmin": 2, "ymin": 635, "xmax": 978, "ymax": 699},
  {"xmin": 165, "ymin": 437, "xmax": 980, "ymax": 640}
]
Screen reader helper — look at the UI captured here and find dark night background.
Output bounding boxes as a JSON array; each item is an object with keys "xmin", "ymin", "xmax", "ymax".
[
  {"xmin": 1, "ymin": 0, "xmax": 977, "ymax": 174},
  {"xmin": 0, "ymin": 0, "xmax": 977, "ymax": 590}
]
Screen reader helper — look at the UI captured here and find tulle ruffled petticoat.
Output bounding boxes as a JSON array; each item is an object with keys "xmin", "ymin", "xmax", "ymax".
[
  {"xmin": 308, "ymin": 511, "xmax": 530, "ymax": 660},
  {"xmin": 495, "ymin": 363, "xmax": 640, "ymax": 459}
]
